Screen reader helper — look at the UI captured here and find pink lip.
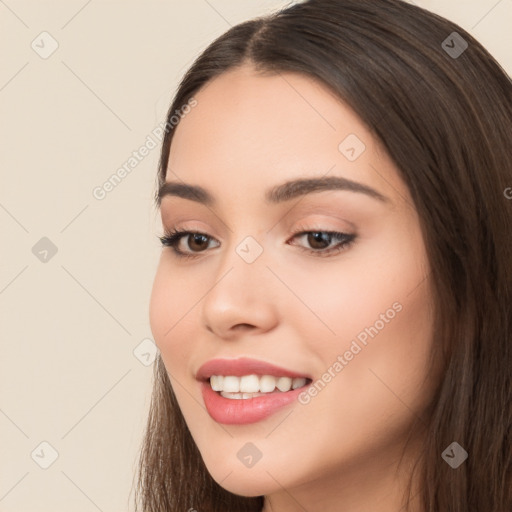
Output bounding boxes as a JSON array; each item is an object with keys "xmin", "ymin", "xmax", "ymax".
[
  {"xmin": 200, "ymin": 382, "xmax": 308, "ymax": 425},
  {"xmin": 195, "ymin": 357, "xmax": 311, "ymax": 381},
  {"xmin": 196, "ymin": 357, "xmax": 312, "ymax": 425}
]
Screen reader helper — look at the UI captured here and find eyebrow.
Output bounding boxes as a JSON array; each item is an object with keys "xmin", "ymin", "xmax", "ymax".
[{"xmin": 157, "ymin": 175, "xmax": 389, "ymax": 206}]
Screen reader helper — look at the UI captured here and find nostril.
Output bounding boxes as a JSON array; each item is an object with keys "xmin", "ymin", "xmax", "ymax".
[{"xmin": 234, "ymin": 323, "xmax": 255, "ymax": 330}]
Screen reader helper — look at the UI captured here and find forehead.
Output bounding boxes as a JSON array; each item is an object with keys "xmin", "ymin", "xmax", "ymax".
[
  {"xmin": 165, "ymin": 65, "xmax": 405, "ymax": 208},
  {"xmin": 169, "ymin": 64, "xmax": 370, "ymax": 160}
]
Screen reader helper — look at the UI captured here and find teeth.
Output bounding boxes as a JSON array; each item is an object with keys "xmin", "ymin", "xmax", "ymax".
[
  {"xmin": 292, "ymin": 377, "xmax": 306, "ymax": 389},
  {"xmin": 222, "ymin": 376, "xmax": 240, "ymax": 393},
  {"xmin": 209, "ymin": 374, "xmax": 308, "ymax": 394},
  {"xmin": 210, "ymin": 375, "xmax": 224, "ymax": 391},
  {"xmin": 260, "ymin": 375, "xmax": 276, "ymax": 393},
  {"xmin": 220, "ymin": 391, "xmax": 266, "ymax": 399},
  {"xmin": 276, "ymin": 377, "xmax": 292, "ymax": 392},
  {"xmin": 240, "ymin": 375, "xmax": 260, "ymax": 393}
]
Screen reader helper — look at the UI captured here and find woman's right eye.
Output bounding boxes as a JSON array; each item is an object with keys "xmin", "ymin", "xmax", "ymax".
[{"xmin": 159, "ymin": 229, "xmax": 219, "ymax": 259}]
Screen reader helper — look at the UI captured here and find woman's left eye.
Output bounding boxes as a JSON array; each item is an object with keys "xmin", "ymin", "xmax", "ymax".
[
  {"xmin": 159, "ymin": 228, "xmax": 356, "ymax": 259},
  {"xmin": 289, "ymin": 230, "xmax": 356, "ymax": 257}
]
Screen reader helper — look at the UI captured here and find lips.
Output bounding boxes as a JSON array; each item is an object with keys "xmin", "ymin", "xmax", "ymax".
[
  {"xmin": 196, "ymin": 357, "xmax": 312, "ymax": 381},
  {"xmin": 200, "ymin": 381, "xmax": 309, "ymax": 424},
  {"xmin": 195, "ymin": 357, "xmax": 313, "ymax": 425}
]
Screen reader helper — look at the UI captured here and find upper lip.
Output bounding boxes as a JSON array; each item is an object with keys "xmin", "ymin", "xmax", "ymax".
[{"xmin": 196, "ymin": 357, "xmax": 312, "ymax": 381}]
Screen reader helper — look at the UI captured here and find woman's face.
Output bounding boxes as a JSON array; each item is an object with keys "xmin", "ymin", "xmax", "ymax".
[{"xmin": 150, "ymin": 64, "xmax": 436, "ymax": 505}]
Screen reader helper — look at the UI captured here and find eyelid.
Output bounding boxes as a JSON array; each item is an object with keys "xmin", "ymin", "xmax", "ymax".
[{"xmin": 288, "ymin": 212, "xmax": 356, "ymax": 231}]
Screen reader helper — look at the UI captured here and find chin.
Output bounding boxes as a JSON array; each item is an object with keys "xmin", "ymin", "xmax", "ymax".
[{"xmin": 204, "ymin": 461, "xmax": 277, "ymax": 497}]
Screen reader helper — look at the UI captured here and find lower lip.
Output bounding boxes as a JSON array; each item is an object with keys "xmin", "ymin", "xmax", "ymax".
[{"xmin": 200, "ymin": 381, "xmax": 306, "ymax": 425}]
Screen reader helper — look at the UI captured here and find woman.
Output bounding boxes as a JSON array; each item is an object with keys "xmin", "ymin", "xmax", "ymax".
[{"xmin": 136, "ymin": 0, "xmax": 512, "ymax": 510}]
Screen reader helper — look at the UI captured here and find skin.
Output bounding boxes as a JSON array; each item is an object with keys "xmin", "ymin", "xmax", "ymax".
[{"xmin": 150, "ymin": 63, "xmax": 440, "ymax": 512}]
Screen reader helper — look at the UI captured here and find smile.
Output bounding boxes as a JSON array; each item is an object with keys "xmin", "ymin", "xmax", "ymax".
[
  {"xmin": 210, "ymin": 374, "xmax": 309, "ymax": 397},
  {"xmin": 196, "ymin": 357, "xmax": 313, "ymax": 424}
]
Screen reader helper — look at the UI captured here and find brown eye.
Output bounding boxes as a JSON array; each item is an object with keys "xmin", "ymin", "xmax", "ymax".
[
  {"xmin": 307, "ymin": 232, "xmax": 333, "ymax": 250},
  {"xmin": 159, "ymin": 229, "xmax": 220, "ymax": 259},
  {"xmin": 289, "ymin": 229, "xmax": 356, "ymax": 257},
  {"xmin": 186, "ymin": 233, "xmax": 210, "ymax": 252}
]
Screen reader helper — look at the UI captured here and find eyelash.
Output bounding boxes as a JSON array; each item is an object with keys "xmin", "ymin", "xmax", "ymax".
[{"xmin": 159, "ymin": 225, "xmax": 356, "ymax": 260}]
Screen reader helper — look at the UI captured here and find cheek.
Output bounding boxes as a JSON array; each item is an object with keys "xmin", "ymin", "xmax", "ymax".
[
  {"xmin": 149, "ymin": 260, "xmax": 196, "ymax": 373},
  {"xmin": 291, "ymin": 225, "xmax": 435, "ymax": 440},
  {"xmin": 284, "ymin": 219, "xmax": 433, "ymax": 386},
  {"xmin": 281, "ymin": 224, "xmax": 430, "ymax": 350},
  {"xmin": 297, "ymin": 277, "xmax": 435, "ymax": 470}
]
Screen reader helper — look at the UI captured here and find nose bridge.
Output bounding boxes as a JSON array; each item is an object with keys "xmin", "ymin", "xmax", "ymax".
[
  {"xmin": 200, "ymin": 230, "xmax": 279, "ymax": 334},
  {"xmin": 212, "ymin": 232, "xmax": 270, "ymax": 300}
]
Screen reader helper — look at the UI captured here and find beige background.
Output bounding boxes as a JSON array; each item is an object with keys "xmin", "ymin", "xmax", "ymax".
[{"xmin": 0, "ymin": 1, "xmax": 510, "ymax": 511}]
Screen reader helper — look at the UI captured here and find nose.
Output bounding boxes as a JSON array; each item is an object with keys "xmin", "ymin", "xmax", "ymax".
[{"xmin": 200, "ymin": 237, "xmax": 279, "ymax": 339}]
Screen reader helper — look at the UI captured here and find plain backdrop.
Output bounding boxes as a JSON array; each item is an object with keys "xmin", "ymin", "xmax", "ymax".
[{"xmin": 1, "ymin": 1, "xmax": 511, "ymax": 510}]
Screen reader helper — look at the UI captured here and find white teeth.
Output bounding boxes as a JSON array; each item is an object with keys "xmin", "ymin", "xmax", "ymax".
[
  {"xmin": 210, "ymin": 374, "xmax": 308, "ymax": 394},
  {"xmin": 292, "ymin": 377, "xmax": 306, "ymax": 389},
  {"xmin": 276, "ymin": 377, "xmax": 292, "ymax": 392},
  {"xmin": 220, "ymin": 391, "xmax": 266, "ymax": 399},
  {"xmin": 239, "ymin": 375, "xmax": 260, "ymax": 393},
  {"xmin": 222, "ymin": 376, "xmax": 240, "ymax": 393},
  {"xmin": 260, "ymin": 375, "xmax": 276, "ymax": 393},
  {"xmin": 210, "ymin": 375, "xmax": 224, "ymax": 391}
]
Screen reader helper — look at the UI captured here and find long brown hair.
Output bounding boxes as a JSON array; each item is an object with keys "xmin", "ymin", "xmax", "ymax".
[{"xmin": 135, "ymin": 1, "xmax": 512, "ymax": 510}]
